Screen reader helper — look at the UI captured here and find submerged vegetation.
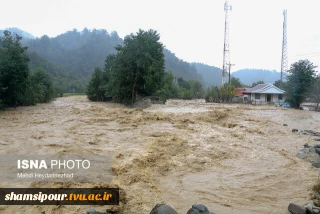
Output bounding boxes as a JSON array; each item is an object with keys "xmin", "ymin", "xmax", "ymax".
[{"xmin": 205, "ymin": 84, "xmax": 236, "ymax": 103}]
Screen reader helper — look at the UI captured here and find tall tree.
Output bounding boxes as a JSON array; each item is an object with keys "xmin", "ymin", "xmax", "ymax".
[
  {"xmin": 230, "ymin": 76, "xmax": 242, "ymax": 88},
  {"xmin": 310, "ymin": 76, "xmax": 320, "ymax": 111},
  {"xmin": 106, "ymin": 29, "xmax": 165, "ymax": 104},
  {"xmin": 189, "ymin": 80, "xmax": 203, "ymax": 98},
  {"xmin": 274, "ymin": 79, "xmax": 286, "ymax": 90},
  {"xmin": 0, "ymin": 72, "xmax": 4, "ymax": 109},
  {"xmin": 155, "ymin": 71, "xmax": 179, "ymax": 101},
  {"xmin": 30, "ymin": 68, "xmax": 54, "ymax": 103},
  {"xmin": 24, "ymin": 68, "xmax": 54, "ymax": 105},
  {"xmin": 177, "ymin": 77, "xmax": 190, "ymax": 90},
  {"xmin": 285, "ymin": 59, "xmax": 317, "ymax": 108},
  {"xmin": 0, "ymin": 31, "xmax": 30, "ymax": 107},
  {"xmin": 86, "ymin": 67, "xmax": 107, "ymax": 101}
]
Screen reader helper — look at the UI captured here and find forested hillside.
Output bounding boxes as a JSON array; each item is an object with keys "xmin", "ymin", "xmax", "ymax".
[
  {"xmin": 27, "ymin": 51, "xmax": 86, "ymax": 93},
  {"xmin": 23, "ymin": 28, "xmax": 122, "ymax": 78},
  {"xmin": 193, "ymin": 63, "xmax": 222, "ymax": 87},
  {"xmin": 1, "ymin": 28, "xmax": 225, "ymax": 93},
  {"xmin": 164, "ymin": 49, "xmax": 203, "ymax": 82}
]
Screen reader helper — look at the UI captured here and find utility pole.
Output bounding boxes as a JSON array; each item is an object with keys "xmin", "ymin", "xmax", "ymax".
[
  {"xmin": 281, "ymin": 9, "xmax": 288, "ymax": 82},
  {"xmin": 222, "ymin": 1, "xmax": 232, "ymax": 85},
  {"xmin": 227, "ymin": 63, "xmax": 235, "ymax": 85}
]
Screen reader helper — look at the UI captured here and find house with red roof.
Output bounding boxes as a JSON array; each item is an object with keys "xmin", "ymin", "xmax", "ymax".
[
  {"xmin": 235, "ymin": 88, "xmax": 249, "ymax": 97},
  {"xmin": 242, "ymin": 83, "xmax": 286, "ymax": 104}
]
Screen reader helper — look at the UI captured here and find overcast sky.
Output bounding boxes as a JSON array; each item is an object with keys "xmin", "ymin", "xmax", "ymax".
[{"xmin": 1, "ymin": 0, "xmax": 319, "ymax": 72}]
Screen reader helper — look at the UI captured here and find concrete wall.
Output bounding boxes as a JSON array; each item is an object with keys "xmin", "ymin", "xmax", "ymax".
[
  {"xmin": 273, "ymin": 94, "xmax": 286, "ymax": 103},
  {"xmin": 250, "ymin": 93, "xmax": 286, "ymax": 104}
]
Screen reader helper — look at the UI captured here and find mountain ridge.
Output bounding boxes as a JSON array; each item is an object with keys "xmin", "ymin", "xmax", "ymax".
[
  {"xmin": 1, "ymin": 27, "xmax": 283, "ymax": 90},
  {"xmin": 231, "ymin": 69, "xmax": 282, "ymax": 86},
  {"xmin": 0, "ymin": 27, "xmax": 35, "ymax": 39}
]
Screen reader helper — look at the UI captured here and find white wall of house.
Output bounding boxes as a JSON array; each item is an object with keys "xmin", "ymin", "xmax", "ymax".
[
  {"xmin": 272, "ymin": 94, "xmax": 286, "ymax": 102},
  {"xmin": 272, "ymin": 94, "xmax": 277, "ymax": 102},
  {"xmin": 277, "ymin": 94, "xmax": 286, "ymax": 103},
  {"xmin": 251, "ymin": 93, "xmax": 265, "ymax": 102},
  {"xmin": 251, "ymin": 93, "xmax": 286, "ymax": 103}
]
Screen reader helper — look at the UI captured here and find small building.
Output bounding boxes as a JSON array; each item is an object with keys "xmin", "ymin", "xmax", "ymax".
[
  {"xmin": 233, "ymin": 88, "xmax": 249, "ymax": 103},
  {"xmin": 243, "ymin": 83, "xmax": 286, "ymax": 104}
]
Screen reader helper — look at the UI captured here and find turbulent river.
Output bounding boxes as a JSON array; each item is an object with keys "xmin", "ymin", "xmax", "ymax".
[{"xmin": 0, "ymin": 96, "xmax": 319, "ymax": 214}]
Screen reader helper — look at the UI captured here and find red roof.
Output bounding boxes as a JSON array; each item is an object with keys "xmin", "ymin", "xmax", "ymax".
[{"xmin": 235, "ymin": 88, "xmax": 248, "ymax": 97}]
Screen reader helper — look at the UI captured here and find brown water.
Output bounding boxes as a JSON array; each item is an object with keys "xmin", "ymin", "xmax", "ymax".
[{"xmin": 0, "ymin": 96, "xmax": 319, "ymax": 214}]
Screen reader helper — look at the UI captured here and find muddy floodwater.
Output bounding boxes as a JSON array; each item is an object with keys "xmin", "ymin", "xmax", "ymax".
[{"xmin": 0, "ymin": 96, "xmax": 320, "ymax": 214}]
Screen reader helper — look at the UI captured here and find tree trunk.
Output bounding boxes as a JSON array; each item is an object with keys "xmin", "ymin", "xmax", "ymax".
[{"xmin": 132, "ymin": 73, "xmax": 137, "ymax": 105}]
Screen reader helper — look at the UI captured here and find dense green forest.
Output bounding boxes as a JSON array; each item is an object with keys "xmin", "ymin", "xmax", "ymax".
[
  {"xmin": 1, "ymin": 28, "xmax": 286, "ymax": 98},
  {"xmin": 164, "ymin": 49, "xmax": 203, "ymax": 82},
  {"xmin": 86, "ymin": 29, "xmax": 205, "ymax": 104},
  {"xmin": 23, "ymin": 28, "xmax": 121, "ymax": 78},
  {"xmin": 87, "ymin": 29, "xmax": 165, "ymax": 104},
  {"xmin": 27, "ymin": 51, "xmax": 85, "ymax": 94},
  {"xmin": 12, "ymin": 28, "xmax": 212, "ymax": 93}
]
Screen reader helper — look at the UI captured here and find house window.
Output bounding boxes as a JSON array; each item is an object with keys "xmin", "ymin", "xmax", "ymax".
[
  {"xmin": 255, "ymin": 94, "xmax": 260, "ymax": 99},
  {"xmin": 278, "ymin": 94, "xmax": 283, "ymax": 100}
]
